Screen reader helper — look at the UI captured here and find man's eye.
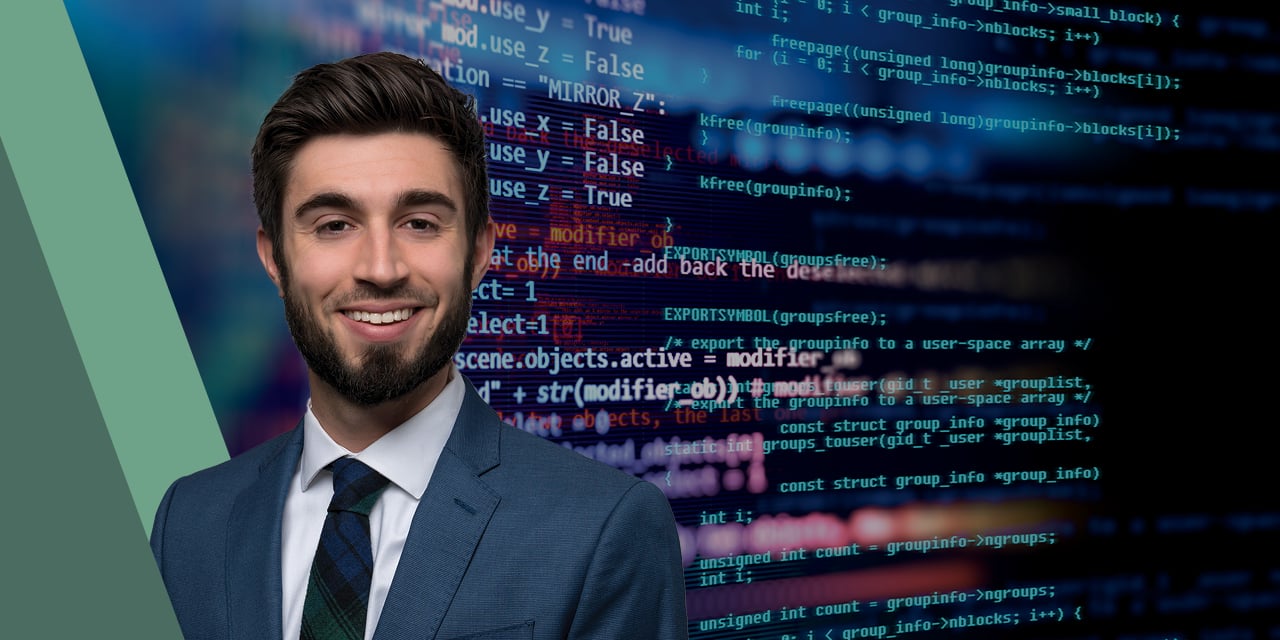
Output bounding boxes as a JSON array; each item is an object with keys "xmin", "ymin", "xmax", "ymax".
[
  {"xmin": 406, "ymin": 219, "xmax": 438, "ymax": 232},
  {"xmin": 318, "ymin": 220, "xmax": 351, "ymax": 234}
]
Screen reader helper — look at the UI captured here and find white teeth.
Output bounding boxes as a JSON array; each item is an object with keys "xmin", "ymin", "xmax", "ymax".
[{"xmin": 345, "ymin": 308, "xmax": 415, "ymax": 325}]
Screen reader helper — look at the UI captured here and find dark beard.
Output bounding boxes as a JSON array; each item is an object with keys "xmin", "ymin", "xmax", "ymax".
[{"xmin": 281, "ymin": 259, "xmax": 472, "ymax": 406}]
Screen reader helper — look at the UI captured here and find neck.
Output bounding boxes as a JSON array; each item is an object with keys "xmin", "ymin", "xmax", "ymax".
[{"xmin": 307, "ymin": 367, "xmax": 451, "ymax": 452}]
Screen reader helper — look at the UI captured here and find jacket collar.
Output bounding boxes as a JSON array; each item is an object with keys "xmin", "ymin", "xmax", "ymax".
[
  {"xmin": 226, "ymin": 426, "xmax": 302, "ymax": 640},
  {"xmin": 373, "ymin": 377, "xmax": 503, "ymax": 639}
]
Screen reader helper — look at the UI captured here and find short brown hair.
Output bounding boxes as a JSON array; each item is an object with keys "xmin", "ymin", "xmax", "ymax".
[{"xmin": 252, "ymin": 52, "xmax": 489, "ymax": 278}]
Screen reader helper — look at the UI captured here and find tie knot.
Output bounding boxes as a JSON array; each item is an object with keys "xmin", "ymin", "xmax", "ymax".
[{"xmin": 327, "ymin": 458, "xmax": 390, "ymax": 515}]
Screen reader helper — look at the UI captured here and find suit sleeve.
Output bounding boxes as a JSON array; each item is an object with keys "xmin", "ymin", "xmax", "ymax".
[
  {"xmin": 150, "ymin": 479, "xmax": 178, "ymax": 574},
  {"xmin": 568, "ymin": 480, "xmax": 689, "ymax": 640}
]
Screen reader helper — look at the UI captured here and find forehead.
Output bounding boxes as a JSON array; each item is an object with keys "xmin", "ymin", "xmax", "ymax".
[{"xmin": 284, "ymin": 132, "xmax": 464, "ymax": 212}]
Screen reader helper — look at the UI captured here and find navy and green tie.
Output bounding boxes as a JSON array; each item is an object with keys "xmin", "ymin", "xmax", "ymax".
[{"xmin": 300, "ymin": 458, "xmax": 391, "ymax": 640}]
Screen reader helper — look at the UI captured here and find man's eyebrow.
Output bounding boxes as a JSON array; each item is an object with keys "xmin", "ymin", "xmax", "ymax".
[
  {"xmin": 293, "ymin": 192, "xmax": 357, "ymax": 219},
  {"xmin": 292, "ymin": 189, "xmax": 458, "ymax": 218},
  {"xmin": 398, "ymin": 189, "xmax": 458, "ymax": 212}
]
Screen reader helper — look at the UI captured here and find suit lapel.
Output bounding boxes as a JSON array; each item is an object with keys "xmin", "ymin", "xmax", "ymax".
[
  {"xmin": 227, "ymin": 426, "xmax": 303, "ymax": 640},
  {"xmin": 374, "ymin": 381, "xmax": 502, "ymax": 640}
]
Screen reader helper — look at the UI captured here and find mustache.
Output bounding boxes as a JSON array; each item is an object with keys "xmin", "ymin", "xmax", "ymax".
[{"xmin": 328, "ymin": 283, "xmax": 439, "ymax": 309}]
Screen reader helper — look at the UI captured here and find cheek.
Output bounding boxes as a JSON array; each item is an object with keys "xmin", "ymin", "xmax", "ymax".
[
  {"xmin": 419, "ymin": 244, "xmax": 474, "ymax": 287},
  {"xmin": 284, "ymin": 251, "xmax": 348, "ymax": 303}
]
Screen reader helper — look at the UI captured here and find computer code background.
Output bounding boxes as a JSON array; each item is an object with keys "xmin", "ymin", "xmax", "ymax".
[{"xmin": 64, "ymin": 0, "xmax": 1276, "ymax": 637}]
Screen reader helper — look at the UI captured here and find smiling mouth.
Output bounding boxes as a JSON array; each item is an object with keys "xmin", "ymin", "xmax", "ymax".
[{"xmin": 343, "ymin": 308, "xmax": 417, "ymax": 325}]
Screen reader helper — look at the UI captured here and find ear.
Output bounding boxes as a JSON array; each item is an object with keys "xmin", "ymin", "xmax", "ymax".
[
  {"xmin": 256, "ymin": 226, "xmax": 285, "ymax": 297},
  {"xmin": 469, "ymin": 220, "xmax": 497, "ymax": 289}
]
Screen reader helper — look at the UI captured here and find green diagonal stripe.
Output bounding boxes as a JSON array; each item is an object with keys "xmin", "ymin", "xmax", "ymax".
[
  {"xmin": 0, "ymin": 139, "xmax": 184, "ymax": 636},
  {"xmin": 0, "ymin": 3, "xmax": 228, "ymax": 537}
]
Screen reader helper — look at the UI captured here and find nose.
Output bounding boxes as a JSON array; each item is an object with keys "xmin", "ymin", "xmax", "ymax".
[{"xmin": 352, "ymin": 224, "xmax": 410, "ymax": 289}]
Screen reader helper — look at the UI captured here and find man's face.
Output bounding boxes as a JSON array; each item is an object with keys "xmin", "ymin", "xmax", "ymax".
[{"xmin": 258, "ymin": 132, "xmax": 493, "ymax": 406}]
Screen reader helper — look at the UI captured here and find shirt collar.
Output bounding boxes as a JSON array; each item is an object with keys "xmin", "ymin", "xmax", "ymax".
[{"xmin": 298, "ymin": 366, "xmax": 464, "ymax": 500}]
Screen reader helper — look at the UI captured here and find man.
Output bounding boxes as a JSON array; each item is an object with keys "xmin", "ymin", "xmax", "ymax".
[{"xmin": 150, "ymin": 52, "xmax": 688, "ymax": 640}]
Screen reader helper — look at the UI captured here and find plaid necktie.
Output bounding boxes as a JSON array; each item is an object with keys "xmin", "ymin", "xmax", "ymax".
[{"xmin": 300, "ymin": 458, "xmax": 391, "ymax": 640}]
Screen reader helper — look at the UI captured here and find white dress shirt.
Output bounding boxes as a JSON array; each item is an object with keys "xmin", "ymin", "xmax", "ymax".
[{"xmin": 280, "ymin": 369, "xmax": 464, "ymax": 640}]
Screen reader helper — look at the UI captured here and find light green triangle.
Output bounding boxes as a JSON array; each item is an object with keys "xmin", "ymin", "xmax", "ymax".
[
  {"xmin": 0, "ymin": 134, "xmax": 186, "ymax": 636},
  {"xmin": 0, "ymin": 2, "xmax": 228, "ymax": 540}
]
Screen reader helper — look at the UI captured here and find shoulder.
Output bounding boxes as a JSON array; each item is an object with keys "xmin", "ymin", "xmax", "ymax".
[
  {"xmin": 448, "ymin": 392, "xmax": 670, "ymax": 521},
  {"xmin": 154, "ymin": 427, "xmax": 300, "ymax": 545},
  {"xmin": 502, "ymin": 423, "xmax": 638, "ymax": 486},
  {"xmin": 478, "ymin": 417, "xmax": 680, "ymax": 553},
  {"xmin": 488, "ymin": 417, "xmax": 663, "ymax": 512},
  {"xmin": 450, "ymin": 378, "xmax": 654, "ymax": 502},
  {"xmin": 165, "ymin": 427, "xmax": 299, "ymax": 502}
]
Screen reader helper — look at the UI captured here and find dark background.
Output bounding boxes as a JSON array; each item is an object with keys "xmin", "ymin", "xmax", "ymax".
[{"xmin": 65, "ymin": 1, "xmax": 1277, "ymax": 637}]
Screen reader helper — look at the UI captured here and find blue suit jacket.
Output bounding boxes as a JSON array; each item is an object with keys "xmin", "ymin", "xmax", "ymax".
[{"xmin": 151, "ymin": 380, "xmax": 688, "ymax": 640}]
